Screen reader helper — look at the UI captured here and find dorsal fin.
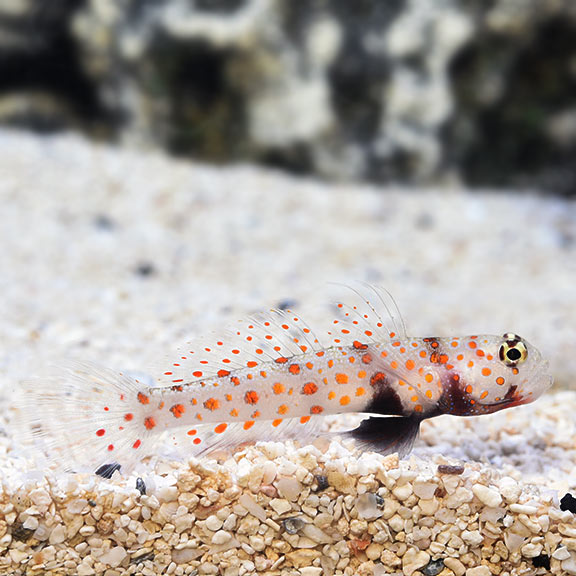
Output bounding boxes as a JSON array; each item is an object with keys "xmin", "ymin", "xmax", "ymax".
[
  {"xmin": 155, "ymin": 309, "xmax": 322, "ymax": 387},
  {"xmin": 326, "ymin": 283, "xmax": 408, "ymax": 347}
]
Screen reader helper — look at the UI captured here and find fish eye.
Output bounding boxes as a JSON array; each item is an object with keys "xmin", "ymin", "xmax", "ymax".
[{"xmin": 498, "ymin": 333, "xmax": 528, "ymax": 367}]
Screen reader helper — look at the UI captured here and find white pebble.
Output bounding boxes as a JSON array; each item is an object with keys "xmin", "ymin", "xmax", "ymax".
[
  {"xmin": 472, "ymin": 484, "xmax": 502, "ymax": 507},
  {"xmin": 269, "ymin": 498, "xmax": 292, "ymax": 515},
  {"xmin": 205, "ymin": 515, "xmax": 223, "ymax": 531},
  {"xmin": 211, "ymin": 530, "xmax": 232, "ymax": 545},
  {"xmin": 48, "ymin": 524, "xmax": 66, "ymax": 545},
  {"xmin": 99, "ymin": 546, "xmax": 128, "ymax": 567}
]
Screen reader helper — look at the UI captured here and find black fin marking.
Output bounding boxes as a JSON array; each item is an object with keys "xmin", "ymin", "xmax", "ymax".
[{"xmin": 346, "ymin": 416, "xmax": 422, "ymax": 458}]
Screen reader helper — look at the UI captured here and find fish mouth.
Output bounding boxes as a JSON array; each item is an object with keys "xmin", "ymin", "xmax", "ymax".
[{"xmin": 478, "ymin": 384, "xmax": 524, "ymax": 412}]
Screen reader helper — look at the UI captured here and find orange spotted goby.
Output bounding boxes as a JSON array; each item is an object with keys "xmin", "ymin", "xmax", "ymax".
[{"xmin": 17, "ymin": 285, "xmax": 552, "ymax": 475}]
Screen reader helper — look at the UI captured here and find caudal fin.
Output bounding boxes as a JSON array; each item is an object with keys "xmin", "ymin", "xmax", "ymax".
[{"xmin": 13, "ymin": 361, "xmax": 154, "ymax": 476}]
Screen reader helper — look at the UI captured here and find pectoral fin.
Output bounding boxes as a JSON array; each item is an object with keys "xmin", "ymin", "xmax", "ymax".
[{"xmin": 345, "ymin": 415, "xmax": 422, "ymax": 458}]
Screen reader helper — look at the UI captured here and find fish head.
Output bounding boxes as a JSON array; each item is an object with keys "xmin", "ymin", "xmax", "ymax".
[{"xmin": 438, "ymin": 333, "xmax": 552, "ymax": 416}]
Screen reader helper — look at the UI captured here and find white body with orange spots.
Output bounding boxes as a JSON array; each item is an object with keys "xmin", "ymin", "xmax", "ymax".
[{"xmin": 15, "ymin": 286, "xmax": 552, "ymax": 475}]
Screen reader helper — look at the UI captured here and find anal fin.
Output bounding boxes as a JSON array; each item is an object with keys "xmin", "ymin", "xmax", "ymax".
[{"xmin": 344, "ymin": 415, "xmax": 422, "ymax": 458}]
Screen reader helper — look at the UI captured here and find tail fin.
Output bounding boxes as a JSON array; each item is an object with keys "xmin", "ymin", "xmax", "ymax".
[{"xmin": 13, "ymin": 361, "xmax": 154, "ymax": 476}]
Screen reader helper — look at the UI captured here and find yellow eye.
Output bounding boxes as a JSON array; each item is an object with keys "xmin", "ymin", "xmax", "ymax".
[{"xmin": 499, "ymin": 333, "xmax": 528, "ymax": 367}]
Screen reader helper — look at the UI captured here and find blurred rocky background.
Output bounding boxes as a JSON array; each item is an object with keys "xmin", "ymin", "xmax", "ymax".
[{"xmin": 2, "ymin": 0, "xmax": 576, "ymax": 194}]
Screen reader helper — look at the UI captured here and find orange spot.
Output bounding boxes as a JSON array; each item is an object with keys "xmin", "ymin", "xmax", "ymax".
[
  {"xmin": 300, "ymin": 416, "xmax": 311, "ymax": 424},
  {"xmin": 465, "ymin": 385, "xmax": 473, "ymax": 394},
  {"xmin": 170, "ymin": 404, "xmax": 185, "ymax": 418},
  {"xmin": 272, "ymin": 419, "xmax": 283, "ymax": 427},
  {"xmin": 348, "ymin": 356, "xmax": 356, "ymax": 363},
  {"xmin": 381, "ymin": 350, "xmax": 388, "ymax": 358},
  {"xmin": 425, "ymin": 390, "xmax": 433, "ymax": 399},
  {"xmin": 306, "ymin": 362, "xmax": 314, "ymax": 369},
  {"xmin": 400, "ymin": 347, "xmax": 406, "ymax": 353},
  {"xmin": 392, "ymin": 341, "xmax": 400, "ymax": 347},
  {"xmin": 244, "ymin": 390, "xmax": 259, "ymax": 405},
  {"xmin": 512, "ymin": 368, "xmax": 519, "ymax": 375},
  {"xmin": 451, "ymin": 341, "xmax": 458, "ymax": 347},
  {"xmin": 273, "ymin": 382, "xmax": 285, "ymax": 394},
  {"xmin": 124, "ymin": 413, "xmax": 134, "ymax": 421},
  {"xmin": 486, "ymin": 354, "xmax": 494, "ymax": 361},
  {"xmin": 340, "ymin": 395, "xmax": 351, "ymax": 406},
  {"xmin": 353, "ymin": 341, "xmax": 368, "ymax": 350},
  {"xmin": 243, "ymin": 421, "xmax": 255, "ymax": 430},
  {"xmin": 204, "ymin": 398, "xmax": 220, "ymax": 411},
  {"xmin": 328, "ymin": 391, "xmax": 336, "ymax": 400},
  {"xmin": 476, "ymin": 350, "xmax": 485, "ymax": 357},
  {"xmin": 390, "ymin": 361, "xmax": 398, "ymax": 370},
  {"xmin": 405, "ymin": 359, "xmax": 415, "ymax": 370},
  {"xmin": 302, "ymin": 382, "xmax": 318, "ymax": 395},
  {"xmin": 419, "ymin": 350, "xmax": 427, "ymax": 358},
  {"xmin": 414, "ymin": 404, "xmax": 423, "ymax": 412},
  {"xmin": 467, "ymin": 360, "xmax": 474, "ymax": 368},
  {"xmin": 96, "ymin": 429, "xmax": 105, "ymax": 437},
  {"xmin": 133, "ymin": 439, "xmax": 141, "ymax": 449},
  {"xmin": 425, "ymin": 373, "xmax": 433, "ymax": 383},
  {"xmin": 214, "ymin": 423, "xmax": 228, "ymax": 434},
  {"xmin": 480, "ymin": 391, "xmax": 488, "ymax": 399},
  {"xmin": 358, "ymin": 370, "xmax": 367, "ymax": 379},
  {"xmin": 310, "ymin": 405, "xmax": 324, "ymax": 414},
  {"xmin": 225, "ymin": 394, "xmax": 232, "ymax": 401},
  {"xmin": 193, "ymin": 437, "xmax": 202, "ymax": 445},
  {"xmin": 275, "ymin": 357, "xmax": 288, "ymax": 364},
  {"xmin": 468, "ymin": 341, "xmax": 477, "ymax": 349},
  {"xmin": 289, "ymin": 364, "xmax": 301, "ymax": 375},
  {"xmin": 137, "ymin": 392, "xmax": 150, "ymax": 405},
  {"xmin": 496, "ymin": 376, "xmax": 505, "ymax": 386},
  {"xmin": 482, "ymin": 367, "xmax": 492, "ymax": 376},
  {"xmin": 107, "ymin": 444, "xmax": 114, "ymax": 451},
  {"xmin": 247, "ymin": 361, "xmax": 258, "ymax": 368},
  {"xmin": 431, "ymin": 341, "xmax": 439, "ymax": 349},
  {"xmin": 231, "ymin": 376, "xmax": 240, "ymax": 386},
  {"xmin": 193, "ymin": 371, "xmax": 203, "ymax": 378},
  {"xmin": 144, "ymin": 417, "xmax": 156, "ymax": 430},
  {"xmin": 361, "ymin": 353, "xmax": 373, "ymax": 364},
  {"xmin": 251, "ymin": 410, "xmax": 261, "ymax": 419},
  {"xmin": 230, "ymin": 408, "xmax": 239, "ymax": 417},
  {"xmin": 335, "ymin": 373, "xmax": 349, "ymax": 384},
  {"xmin": 278, "ymin": 404, "xmax": 289, "ymax": 415},
  {"xmin": 327, "ymin": 359, "xmax": 334, "ymax": 368},
  {"xmin": 356, "ymin": 387, "xmax": 366, "ymax": 397},
  {"xmin": 457, "ymin": 354, "xmax": 464, "ymax": 361},
  {"xmin": 191, "ymin": 398, "xmax": 198, "ymax": 406},
  {"xmin": 316, "ymin": 351, "xmax": 325, "ymax": 357}
]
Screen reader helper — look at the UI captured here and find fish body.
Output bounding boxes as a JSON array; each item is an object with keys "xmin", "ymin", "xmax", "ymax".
[{"xmin": 16, "ymin": 286, "xmax": 552, "ymax": 475}]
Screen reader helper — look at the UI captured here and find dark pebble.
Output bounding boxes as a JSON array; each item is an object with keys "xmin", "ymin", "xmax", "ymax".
[
  {"xmin": 136, "ymin": 477, "xmax": 146, "ymax": 495},
  {"xmin": 134, "ymin": 262, "xmax": 156, "ymax": 277},
  {"xmin": 314, "ymin": 474, "xmax": 329, "ymax": 491},
  {"xmin": 532, "ymin": 554, "xmax": 551, "ymax": 569},
  {"xmin": 95, "ymin": 463, "xmax": 122, "ymax": 479},
  {"xmin": 11, "ymin": 523, "xmax": 34, "ymax": 542},
  {"xmin": 437, "ymin": 464, "xmax": 465, "ymax": 475},
  {"xmin": 422, "ymin": 559, "xmax": 444, "ymax": 576},
  {"xmin": 93, "ymin": 214, "xmax": 116, "ymax": 230},
  {"xmin": 560, "ymin": 493, "xmax": 576, "ymax": 513}
]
